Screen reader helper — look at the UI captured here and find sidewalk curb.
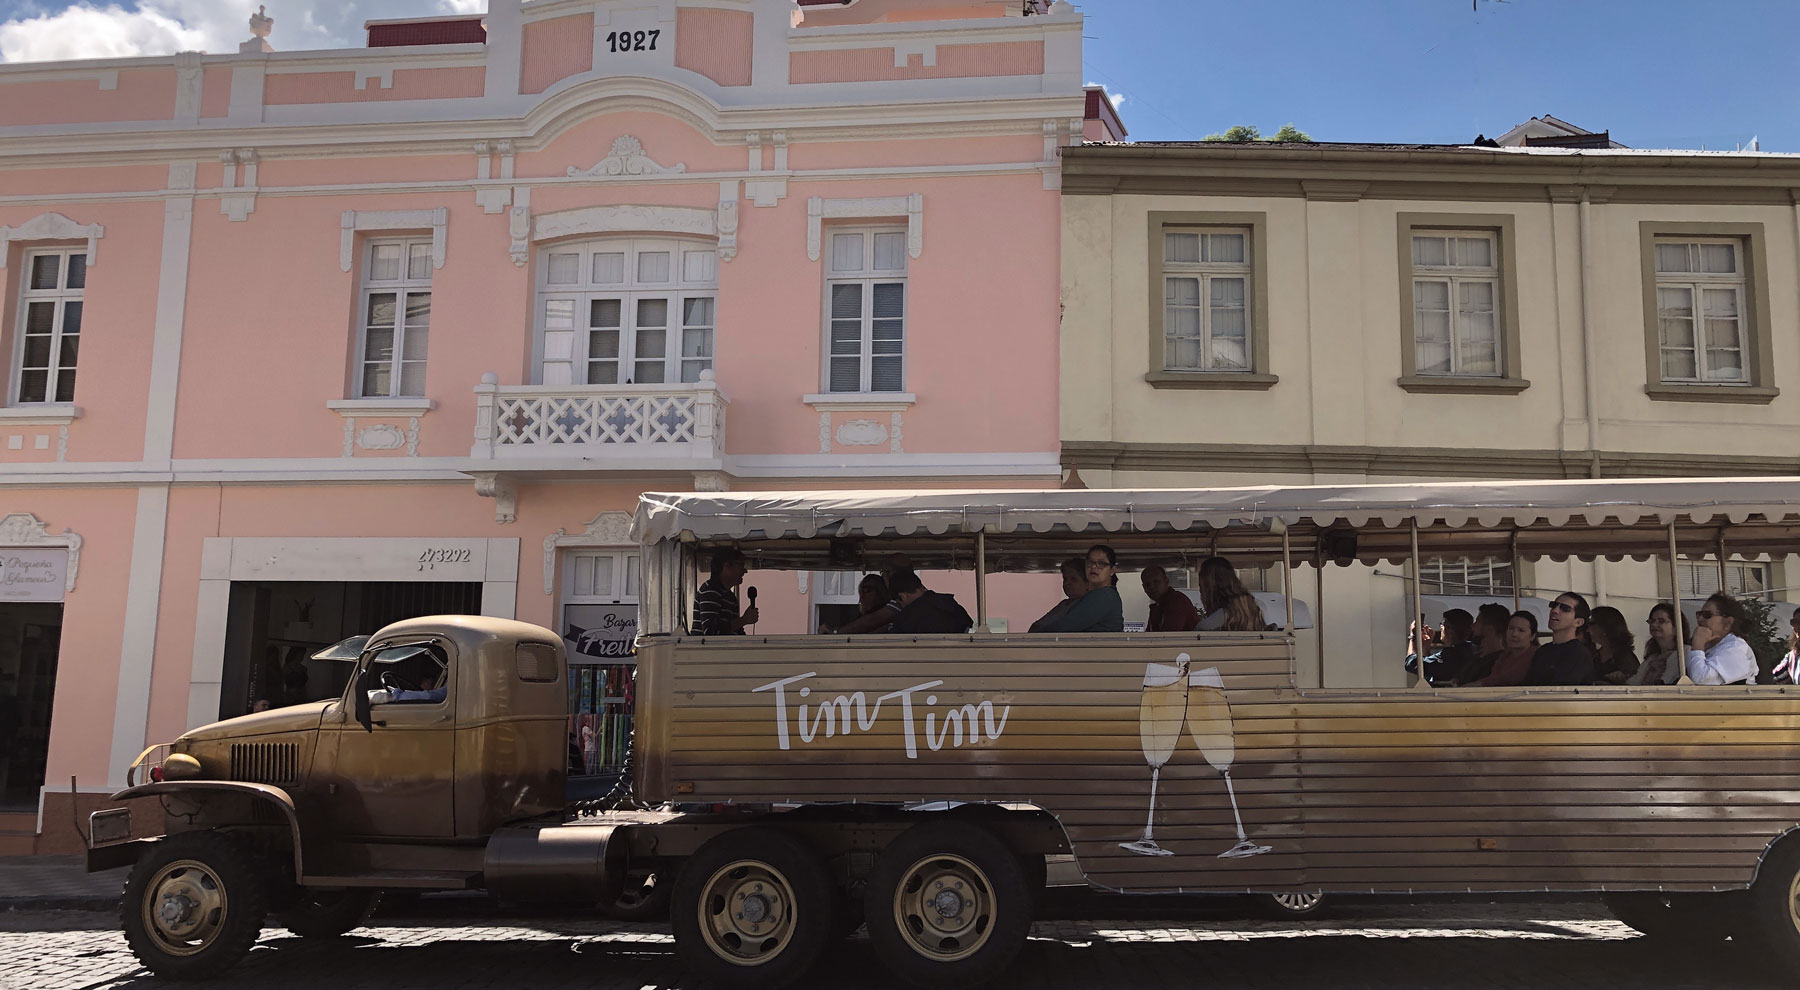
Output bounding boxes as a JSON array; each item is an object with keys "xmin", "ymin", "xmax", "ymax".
[{"xmin": 3, "ymin": 897, "xmax": 119, "ymax": 913}]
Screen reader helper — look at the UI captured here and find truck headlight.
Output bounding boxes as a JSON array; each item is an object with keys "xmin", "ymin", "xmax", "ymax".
[{"xmin": 160, "ymin": 753, "xmax": 203, "ymax": 780}]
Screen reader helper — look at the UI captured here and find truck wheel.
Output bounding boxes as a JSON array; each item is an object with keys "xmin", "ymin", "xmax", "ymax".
[
  {"xmin": 1748, "ymin": 842, "xmax": 1800, "ymax": 968},
  {"xmin": 671, "ymin": 828, "xmax": 833, "ymax": 988},
  {"xmin": 605, "ymin": 871, "xmax": 672, "ymax": 922},
  {"xmin": 864, "ymin": 821, "xmax": 1032, "ymax": 988},
  {"xmin": 121, "ymin": 831, "xmax": 268, "ymax": 980},
  {"xmin": 277, "ymin": 888, "xmax": 378, "ymax": 938}
]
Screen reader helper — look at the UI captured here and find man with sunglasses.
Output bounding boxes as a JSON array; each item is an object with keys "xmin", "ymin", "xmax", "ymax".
[{"xmin": 1525, "ymin": 591, "xmax": 1596, "ymax": 685}]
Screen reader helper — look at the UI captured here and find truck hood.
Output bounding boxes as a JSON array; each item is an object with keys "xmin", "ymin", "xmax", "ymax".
[{"xmin": 179, "ymin": 701, "xmax": 334, "ymax": 744}]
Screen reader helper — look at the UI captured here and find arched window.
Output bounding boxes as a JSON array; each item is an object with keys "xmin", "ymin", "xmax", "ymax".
[{"xmin": 536, "ymin": 237, "xmax": 717, "ymax": 386}]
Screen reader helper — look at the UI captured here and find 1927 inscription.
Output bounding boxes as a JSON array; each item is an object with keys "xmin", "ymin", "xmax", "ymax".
[{"xmin": 605, "ymin": 30, "xmax": 659, "ymax": 53}]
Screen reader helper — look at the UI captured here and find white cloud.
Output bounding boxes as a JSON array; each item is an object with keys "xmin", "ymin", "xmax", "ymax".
[
  {"xmin": 0, "ymin": 1, "xmax": 479, "ymax": 62},
  {"xmin": 0, "ymin": 4, "xmax": 204, "ymax": 61}
]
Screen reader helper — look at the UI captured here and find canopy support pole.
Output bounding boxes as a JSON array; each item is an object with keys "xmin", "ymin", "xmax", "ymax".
[
  {"xmin": 1411, "ymin": 520, "xmax": 1428, "ymax": 690},
  {"xmin": 1315, "ymin": 552, "xmax": 1326, "ymax": 685},
  {"xmin": 975, "ymin": 530, "xmax": 988, "ymax": 631},
  {"xmin": 1281, "ymin": 525, "xmax": 1295, "ymax": 634},
  {"xmin": 1509, "ymin": 530, "xmax": 1521, "ymax": 611},
  {"xmin": 1716, "ymin": 529, "xmax": 1729, "ymax": 592},
  {"xmin": 1670, "ymin": 521, "xmax": 1691, "ymax": 685}
]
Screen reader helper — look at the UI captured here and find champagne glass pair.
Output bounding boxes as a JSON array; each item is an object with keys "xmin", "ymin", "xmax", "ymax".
[{"xmin": 1119, "ymin": 654, "xmax": 1271, "ymax": 859}]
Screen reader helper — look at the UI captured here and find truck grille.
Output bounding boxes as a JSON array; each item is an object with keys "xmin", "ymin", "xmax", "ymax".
[{"xmin": 230, "ymin": 742, "xmax": 298, "ymax": 785}]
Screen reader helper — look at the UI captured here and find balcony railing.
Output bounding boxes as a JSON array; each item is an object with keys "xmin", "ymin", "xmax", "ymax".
[{"xmin": 471, "ymin": 372, "xmax": 727, "ymax": 463}]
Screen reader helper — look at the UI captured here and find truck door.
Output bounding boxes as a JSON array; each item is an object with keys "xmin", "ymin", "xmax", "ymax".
[{"xmin": 316, "ymin": 640, "xmax": 457, "ymax": 839}]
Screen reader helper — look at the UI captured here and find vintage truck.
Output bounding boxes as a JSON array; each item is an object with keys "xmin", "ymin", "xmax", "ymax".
[
  {"xmin": 87, "ymin": 612, "xmax": 1070, "ymax": 987},
  {"xmin": 88, "ymin": 481, "xmax": 1800, "ymax": 987}
]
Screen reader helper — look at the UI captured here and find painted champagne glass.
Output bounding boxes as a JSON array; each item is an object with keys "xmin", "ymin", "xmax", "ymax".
[
  {"xmin": 1119, "ymin": 654, "xmax": 1190, "ymax": 857},
  {"xmin": 1188, "ymin": 666, "xmax": 1271, "ymax": 859}
]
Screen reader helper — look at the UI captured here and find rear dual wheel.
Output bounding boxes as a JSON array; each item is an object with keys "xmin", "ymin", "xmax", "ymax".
[
  {"xmin": 671, "ymin": 828, "xmax": 834, "ymax": 988},
  {"xmin": 864, "ymin": 822, "xmax": 1033, "ymax": 989}
]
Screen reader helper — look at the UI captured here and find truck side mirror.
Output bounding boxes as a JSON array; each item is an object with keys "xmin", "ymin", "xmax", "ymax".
[{"xmin": 353, "ymin": 667, "xmax": 373, "ymax": 732}]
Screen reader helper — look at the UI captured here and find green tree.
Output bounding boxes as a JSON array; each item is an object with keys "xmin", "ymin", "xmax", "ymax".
[
  {"xmin": 1203, "ymin": 124, "xmax": 1261, "ymax": 142},
  {"xmin": 1736, "ymin": 596, "xmax": 1785, "ymax": 683},
  {"xmin": 1200, "ymin": 123, "xmax": 1314, "ymax": 143}
]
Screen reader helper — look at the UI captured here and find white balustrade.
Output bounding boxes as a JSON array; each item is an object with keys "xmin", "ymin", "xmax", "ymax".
[{"xmin": 472, "ymin": 371, "xmax": 727, "ymax": 462}]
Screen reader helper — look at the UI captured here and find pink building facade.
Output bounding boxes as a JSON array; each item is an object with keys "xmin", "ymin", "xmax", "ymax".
[{"xmin": 0, "ymin": 0, "xmax": 1099, "ymax": 851}]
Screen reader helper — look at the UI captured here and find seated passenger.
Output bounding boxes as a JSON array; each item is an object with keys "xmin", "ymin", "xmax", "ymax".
[
  {"xmin": 1772, "ymin": 607, "xmax": 1800, "ymax": 685},
  {"xmin": 1029, "ymin": 557, "xmax": 1090, "ymax": 632},
  {"xmin": 1586, "ymin": 606, "xmax": 1640, "ymax": 684},
  {"xmin": 1034, "ymin": 545, "xmax": 1125, "ymax": 633},
  {"xmin": 1470, "ymin": 610, "xmax": 1539, "ymax": 687},
  {"xmin": 1142, "ymin": 564, "xmax": 1200, "ymax": 632},
  {"xmin": 1456, "ymin": 603, "xmax": 1512, "ymax": 685},
  {"xmin": 884, "ymin": 568, "xmax": 974, "ymax": 634},
  {"xmin": 1408, "ymin": 608, "xmax": 1478, "ymax": 686},
  {"xmin": 823, "ymin": 574, "xmax": 895, "ymax": 634},
  {"xmin": 1628, "ymin": 601, "xmax": 1689, "ymax": 685},
  {"xmin": 1686, "ymin": 592, "xmax": 1759, "ymax": 685},
  {"xmin": 1524, "ymin": 592, "xmax": 1596, "ymax": 686},
  {"xmin": 1195, "ymin": 556, "xmax": 1266, "ymax": 632},
  {"xmin": 692, "ymin": 548, "xmax": 756, "ymax": 636},
  {"xmin": 386, "ymin": 684, "xmax": 447, "ymax": 704}
]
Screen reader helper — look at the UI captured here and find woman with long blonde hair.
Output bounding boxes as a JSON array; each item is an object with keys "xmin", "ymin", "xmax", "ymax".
[{"xmin": 1196, "ymin": 555, "xmax": 1266, "ymax": 632}]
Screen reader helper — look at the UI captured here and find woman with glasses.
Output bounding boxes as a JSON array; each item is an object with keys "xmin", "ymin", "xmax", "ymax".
[
  {"xmin": 1627, "ymin": 601, "xmax": 1690, "ymax": 686},
  {"xmin": 1525, "ymin": 592, "xmax": 1597, "ymax": 685},
  {"xmin": 1686, "ymin": 593, "xmax": 1759, "ymax": 685},
  {"xmin": 1033, "ymin": 545, "xmax": 1124, "ymax": 633},
  {"xmin": 1195, "ymin": 555, "xmax": 1267, "ymax": 632}
]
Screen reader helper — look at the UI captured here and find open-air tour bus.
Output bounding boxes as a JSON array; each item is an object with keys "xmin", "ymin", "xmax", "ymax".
[{"xmin": 626, "ymin": 477, "xmax": 1800, "ymax": 984}]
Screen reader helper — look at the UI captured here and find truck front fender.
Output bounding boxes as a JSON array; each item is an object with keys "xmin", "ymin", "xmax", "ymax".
[{"xmin": 101, "ymin": 781, "xmax": 305, "ymax": 877}]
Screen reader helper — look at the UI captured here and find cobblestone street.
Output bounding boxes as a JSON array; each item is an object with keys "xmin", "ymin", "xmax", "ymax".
[{"xmin": 0, "ymin": 898, "xmax": 1782, "ymax": 990}]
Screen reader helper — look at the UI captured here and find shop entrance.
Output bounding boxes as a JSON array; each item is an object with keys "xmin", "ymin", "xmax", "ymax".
[
  {"xmin": 0, "ymin": 602, "xmax": 61, "ymax": 811},
  {"xmin": 217, "ymin": 581, "xmax": 481, "ymax": 720}
]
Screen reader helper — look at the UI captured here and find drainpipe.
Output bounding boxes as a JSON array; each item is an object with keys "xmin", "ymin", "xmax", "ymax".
[{"xmin": 1577, "ymin": 188, "xmax": 1608, "ymax": 603}]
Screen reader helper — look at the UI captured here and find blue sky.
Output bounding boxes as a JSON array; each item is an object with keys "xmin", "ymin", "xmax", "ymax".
[
  {"xmin": 1080, "ymin": 0, "xmax": 1800, "ymax": 150},
  {"xmin": 2, "ymin": 0, "xmax": 1797, "ymax": 151}
]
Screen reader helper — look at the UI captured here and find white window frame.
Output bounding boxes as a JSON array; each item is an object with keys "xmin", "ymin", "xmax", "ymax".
[
  {"xmin": 563, "ymin": 549, "xmax": 642, "ymax": 607},
  {"xmin": 356, "ymin": 237, "xmax": 434, "ymax": 399},
  {"xmin": 12, "ymin": 247, "xmax": 86, "ymax": 405},
  {"xmin": 535, "ymin": 237, "xmax": 717, "ymax": 387},
  {"xmin": 1410, "ymin": 231, "xmax": 1502, "ymax": 377},
  {"xmin": 822, "ymin": 226, "xmax": 908, "ymax": 394},
  {"xmin": 1654, "ymin": 238, "xmax": 1748, "ymax": 385},
  {"xmin": 1679, "ymin": 560, "xmax": 1770, "ymax": 601},
  {"xmin": 1420, "ymin": 557, "xmax": 1515, "ymax": 597},
  {"xmin": 1162, "ymin": 227, "xmax": 1253, "ymax": 373}
]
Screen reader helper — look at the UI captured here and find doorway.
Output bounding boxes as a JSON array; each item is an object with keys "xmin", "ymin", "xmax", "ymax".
[
  {"xmin": 216, "ymin": 581, "xmax": 481, "ymax": 720},
  {"xmin": 0, "ymin": 602, "xmax": 61, "ymax": 811}
]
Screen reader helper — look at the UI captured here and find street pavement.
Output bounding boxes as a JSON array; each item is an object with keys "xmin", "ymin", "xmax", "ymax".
[{"xmin": 0, "ymin": 894, "xmax": 1785, "ymax": 990}]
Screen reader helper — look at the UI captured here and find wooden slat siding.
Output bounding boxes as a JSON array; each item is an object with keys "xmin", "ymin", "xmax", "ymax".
[{"xmin": 639, "ymin": 637, "xmax": 1800, "ymax": 894}]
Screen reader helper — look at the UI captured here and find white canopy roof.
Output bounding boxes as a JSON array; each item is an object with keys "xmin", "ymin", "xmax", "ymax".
[{"xmin": 633, "ymin": 478, "xmax": 1800, "ymax": 547}]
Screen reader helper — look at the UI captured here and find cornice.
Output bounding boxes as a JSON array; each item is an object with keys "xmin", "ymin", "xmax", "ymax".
[{"xmin": 1057, "ymin": 440, "xmax": 1800, "ymax": 480}]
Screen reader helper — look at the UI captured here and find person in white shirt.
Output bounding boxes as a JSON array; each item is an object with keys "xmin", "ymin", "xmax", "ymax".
[{"xmin": 1686, "ymin": 592, "xmax": 1759, "ymax": 685}]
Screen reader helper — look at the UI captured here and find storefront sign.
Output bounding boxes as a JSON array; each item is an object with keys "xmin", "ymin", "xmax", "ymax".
[
  {"xmin": 0, "ymin": 548, "xmax": 68, "ymax": 602},
  {"xmin": 563, "ymin": 604, "xmax": 638, "ymax": 661}
]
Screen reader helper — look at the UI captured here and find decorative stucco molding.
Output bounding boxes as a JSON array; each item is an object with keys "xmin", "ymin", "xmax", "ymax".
[
  {"xmin": 508, "ymin": 187, "xmax": 532, "ymax": 267},
  {"xmin": 355, "ymin": 423, "xmax": 407, "ymax": 451},
  {"xmin": 473, "ymin": 473, "xmax": 517, "ymax": 524},
  {"xmin": 534, "ymin": 204, "xmax": 716, "ymax": 242},
  {"xmin": 806, "ymin": 195, "xmax": 922, "ymax": 262},
  {"xmin": 0, "ymin": 513, "xmax": 82, "ymax": 592},
  {"xmin": 567, "ymin": 135, "xmax": 687, "ymax": 178},
  {"xmin": 836, "ymin": 419, "xmax": 888, "ymax": 447},
  {"xmin": 716, "ymin": 181, "xmax": 740, "ymax": 261},
  {"xmin": 542, "ymin": 510, "xmax": 634, "ymax": 593},
  {"xmin": 220, "ymin": 149, "xmax": 259, "ymax": 221},
  {"xmin": 339, "ymin": 207, "xmax": 448, "ymax": 272},
  {"xmin": 0, "ymin": 213, "xmax": 104, "ymax": 269}
]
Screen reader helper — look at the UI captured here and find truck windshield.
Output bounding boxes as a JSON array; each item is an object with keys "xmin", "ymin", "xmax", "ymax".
[{"xmin": 311, "ymin": 635, "xmax": 369, "ymax": 662}]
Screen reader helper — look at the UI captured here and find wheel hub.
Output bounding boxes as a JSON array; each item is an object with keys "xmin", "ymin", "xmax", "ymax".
[
  {"xmin": 892, "ymin": 855, "xmax": 994, "ymax": 962},
  {"xmin": 157, "ymin": 891, "xmax": 195, "ymax": 929},
  {"xmin": 700, "ymin": 862, "xmax": 796, "ymax": 966},
  {"xmin": 141, "ymin": 860, "xmax": 228, "ymax": 956}
]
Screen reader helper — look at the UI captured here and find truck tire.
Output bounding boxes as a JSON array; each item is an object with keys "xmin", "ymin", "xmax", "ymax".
[
  {"xmin": 277, "ymin": 888, "xmax": 379, "ymax": 938},
  {"xmin": 120, "ymin": 831, "xmax": 268, "ymax": 980},
  {"xmin": 671, "ymin": 828, "xmax": 834, "ymax": 988},
  {"xmin": 864, "ymin": 821, "xmax": 1033, "ymax": 989},
  {"xmin": 1747, "ymin": 842, "xmax": 1800, "ymax": 969}
]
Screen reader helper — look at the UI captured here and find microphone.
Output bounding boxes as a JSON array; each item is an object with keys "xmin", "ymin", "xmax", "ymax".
[{"xmin": 746, "ymin": 586, "xmax": 758, "ymax": 632}]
